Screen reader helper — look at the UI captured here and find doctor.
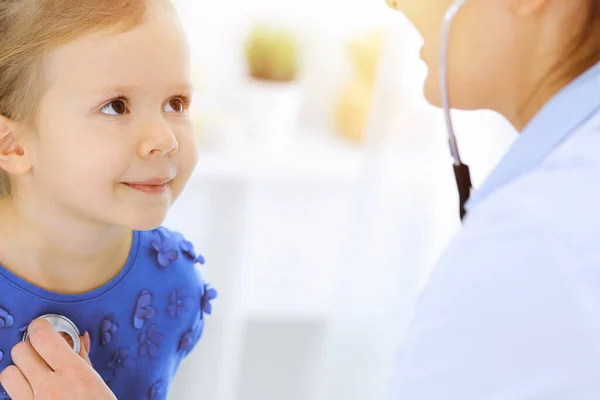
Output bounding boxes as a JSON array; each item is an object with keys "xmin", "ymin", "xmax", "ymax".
[{"xmin": 388, "ymin": 0, "xmax": 600, "ymax": 399}]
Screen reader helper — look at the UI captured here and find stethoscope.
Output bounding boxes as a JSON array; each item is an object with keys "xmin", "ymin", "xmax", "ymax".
[
  {"xmin": 22, "ymin": 314, "xmax": 81, "ymax": 354},
  {"xmin": 441, "ymin": 0, "xmax": 473, "ymax": 220}
]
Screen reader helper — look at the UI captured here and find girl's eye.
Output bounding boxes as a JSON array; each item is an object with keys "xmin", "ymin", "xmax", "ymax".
[
  {"xmin": 164, "ymin": 97, "xmax": 189, "ymax": 113},
  {"xmin": 100, "ymin": 99, "xmax": 129, "ymax": 116}
]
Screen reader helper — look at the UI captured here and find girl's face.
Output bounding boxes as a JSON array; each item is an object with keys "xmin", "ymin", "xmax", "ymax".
[
  {"xmin": 22, "ymin": 6, "xmax": 198, "ymax": 230},
  {"xmin": 387, "ymin": 0, "xmax": 525, "ymax": 112}
]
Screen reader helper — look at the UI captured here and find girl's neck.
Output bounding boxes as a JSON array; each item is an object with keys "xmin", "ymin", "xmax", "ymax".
[{"xmin": 0, "ymin": 195, "xmax": 133, "ymax": 295}]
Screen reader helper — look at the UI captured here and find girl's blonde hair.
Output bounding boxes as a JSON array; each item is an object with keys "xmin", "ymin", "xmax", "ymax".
[{"xmin": 0, "ymin": 0, "xmax": 168, "ymax": 197}]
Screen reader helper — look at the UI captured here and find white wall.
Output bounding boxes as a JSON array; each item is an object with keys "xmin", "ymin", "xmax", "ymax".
[{"xmin": 166, "ymin": 1, "xmax": 518, "ymax": 399}]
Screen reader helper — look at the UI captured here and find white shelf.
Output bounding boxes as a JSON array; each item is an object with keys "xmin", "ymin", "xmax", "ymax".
[{"xmin": 192, "ymin": 135, "xmax": 366, "ymax": 182}]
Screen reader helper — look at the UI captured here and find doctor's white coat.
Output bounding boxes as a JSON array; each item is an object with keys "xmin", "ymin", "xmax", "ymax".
[{"xmin": 390, "ymin": 61, "xmax": 600, "ymax": 399}]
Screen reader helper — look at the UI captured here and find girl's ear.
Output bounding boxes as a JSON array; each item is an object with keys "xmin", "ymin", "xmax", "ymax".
[{"xmin": 0, "ymin": 115, "xmax": 32, "ymax": 176}]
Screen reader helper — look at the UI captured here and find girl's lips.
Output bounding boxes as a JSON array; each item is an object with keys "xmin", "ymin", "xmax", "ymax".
[{"xmin": 123, "ymin": 177, "xmax": 173, "ymax": 194}]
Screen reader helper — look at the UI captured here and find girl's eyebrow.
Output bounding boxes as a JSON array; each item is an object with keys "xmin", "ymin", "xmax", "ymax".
[{"xmin": 168, "ymin": 82, "xmax": 195, "ymax": 93}]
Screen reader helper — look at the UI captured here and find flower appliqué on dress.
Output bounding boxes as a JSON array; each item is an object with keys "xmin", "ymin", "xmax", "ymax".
[
  {"xmin": 134, "ymin": 290, "xmax": 156, "ymax": 329},
  {"xmin": 139, "ymin": 324, "xmax": 164, "ymax": 358},
  {"xmin": 151, "ymin": 230, "xmax": 179, "ymax": 268},
  {"xmin": 178, "ymin": 329, "xmax": 195, "ymax": 354},
  {"xmin": 180, "ymin": 239, "xmax": 205, "ymax": 265},
  {"xmin": 107, "ymin": 348, "xmax": 135, "ymax": 378},
  {"xmin": 201, "ymin": 282, "xmax": 218, "ymax": 316},
  {"xmin": 178, "ymin": 319, "xmax": 204, "ymax": 355},
  {"xmin": 100, "ymin": 314, "xmax": 118, "ymax": 346},
  {"xmin": 0, "ymin": 307, "xmax": 14, "ymax": 329},
  {"xmin": 148, "ymin": 379, "xmax": 168, "ymax": 400},
  {"xmin": 168, "ymin": 288, "xmax": 193, "ymax": 318}
]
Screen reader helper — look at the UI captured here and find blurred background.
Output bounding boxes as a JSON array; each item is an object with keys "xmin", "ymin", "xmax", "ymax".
[{"xmin": 165, "ymin": 0, "xmax": 518, "ymax": 399}]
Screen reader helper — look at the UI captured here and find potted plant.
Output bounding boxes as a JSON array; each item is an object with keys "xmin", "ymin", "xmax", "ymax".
[{"xmin": 242, "ymin": 25, "xmax": 302, "ymax": 150}]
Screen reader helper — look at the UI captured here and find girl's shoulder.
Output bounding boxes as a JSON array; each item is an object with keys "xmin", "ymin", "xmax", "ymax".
[
  {"xmin": 131, "ymin": 226, "xmax": 217, "ymax": 324},
  {"xmin": 138, "ymin": 226, "xmax": 207, "ymax": 268}
]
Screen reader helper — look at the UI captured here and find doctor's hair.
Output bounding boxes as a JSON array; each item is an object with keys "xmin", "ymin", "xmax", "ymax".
[{"xmin": 0, "ymin": 0, "xmax": 173, "ymax": 197}]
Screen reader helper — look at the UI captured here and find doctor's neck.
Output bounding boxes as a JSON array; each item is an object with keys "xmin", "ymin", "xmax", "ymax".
[
  {"xmin": 508, "ymin": 9, "xmax": 600, "ymax": 132},
  {"xmin": 500, "ymin": 3, "xmax": 600, "ymax": 132}
]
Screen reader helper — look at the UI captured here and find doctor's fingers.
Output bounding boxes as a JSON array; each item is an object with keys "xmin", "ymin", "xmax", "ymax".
[
  {"xmin": 27, "ymin": 318, "xmax": 80, "ymax": 372},
  {"xmin": 11, "ymin": 341, "xmax": 53, "ymax": 386},
  {"xmin": 78, "ymin": 331, "xmax": 92, "ymax": 367},
  {"xmin": 0, "ymin": 365, "xmax": 34, "ymax": 400}
]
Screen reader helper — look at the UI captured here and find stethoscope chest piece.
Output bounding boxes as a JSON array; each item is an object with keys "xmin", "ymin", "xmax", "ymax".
[{"xmin": 22, "ymin": 314, "xmax": 81, "ymax": 354}]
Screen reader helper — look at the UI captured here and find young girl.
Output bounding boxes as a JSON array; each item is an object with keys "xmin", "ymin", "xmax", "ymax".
[{"xmin": 0, "ymin": 1, "xmax": 216, "ymax": 399}]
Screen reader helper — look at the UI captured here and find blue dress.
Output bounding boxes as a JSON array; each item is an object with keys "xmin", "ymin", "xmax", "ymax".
[{"xmin": 0, "ymin": 227, "xmax": 217, "ymax": 399}]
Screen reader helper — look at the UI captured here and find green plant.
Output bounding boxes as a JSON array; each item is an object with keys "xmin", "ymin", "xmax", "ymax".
[{"xmin": 244, "ymin": 26, "xmax": 299, "ymax": 82}]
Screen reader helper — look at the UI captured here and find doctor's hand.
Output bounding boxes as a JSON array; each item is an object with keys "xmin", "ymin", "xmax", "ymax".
[{"xmin": 0, "ymin": 318, "xmax": 116, "ymax": 400}]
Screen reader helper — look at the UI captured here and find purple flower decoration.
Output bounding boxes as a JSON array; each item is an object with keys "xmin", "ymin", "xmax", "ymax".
[
  {"xmin": 167, "ymin": 288, "xmax": 193, "ymax": 318},
  {"xmin": 100, "ymin": 314, "xmax": 118, "ymax": 346},
  {"xmin": 201, "ymin": 283, "xmax": 218, "ymax": 316},
  {"xmin": 0, "ymin": 307, "xmax": 14, "ymax": 329},
  {"xmin": 180, "ymin": 239, "xmax": 196, "ymax": 260},
  {"xmin": 138, "ymin": 324, "xmax": 164, "ymax": 358},
  {"xmin": 178, "ymin": 329, "xmax": 195, "ymax": 354},
  {"xmin": 152, "ymin": 230, "xmax": 179, "ymax": 268},
  {"xmin": 107, "ymin": 348, "xmax": 135, "ymax": 378},
  {"xmin": 149, "ymin": 379, "xmax": 168, "ymax": 400},
  {"xmin": 0, "ymin": 384, "xmax": 7, "ymax": 397},
  {"xmin": 134, "ymin": 290, "xmax": 156, "ymax": 330},
  {"xmin": 180, "ymin": 238, "xmax": 205, "ymax": 264},
  {"xmin": 178, "ymin": 321, "xmax": 204, "ymax": 354}
]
